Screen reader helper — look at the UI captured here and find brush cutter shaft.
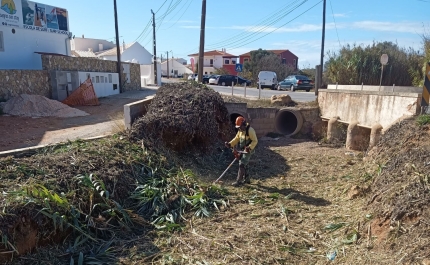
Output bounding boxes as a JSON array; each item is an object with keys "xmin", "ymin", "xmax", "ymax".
[{"xmin": 214, "ymin": 158, "xmax": 237, "ymax": 183}]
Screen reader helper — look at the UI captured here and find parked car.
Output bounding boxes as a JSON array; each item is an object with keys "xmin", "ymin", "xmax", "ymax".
[
  {"xmin": 237, "ymin": 76, "xmax": 251, "ymax": 86},
  {"xmin": 278, "ymin": 75, "xmax": 313, "ymax": 92},
  {"xmin": 195, "ymin": 74, "xmax": 211, "ymax": 83},
  {"xmin": 215, "ymin": 75, "xmax": 240, "ymax": 86},
  {"xmin": 208, "ymin": 75, "xmax": 220, "ymax": 84},
  {"xmin": 188, "ymin": 73, "xmax": 198, "ymax": 80},
  {"xmin": 257, "ymin": 71, "xmax": 278, "ymax": 90}
]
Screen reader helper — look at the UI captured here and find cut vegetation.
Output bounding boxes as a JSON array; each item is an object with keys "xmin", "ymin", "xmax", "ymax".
[{"xmin": 0, "ymin": 82, "xmax": 428, "ymax": 264}]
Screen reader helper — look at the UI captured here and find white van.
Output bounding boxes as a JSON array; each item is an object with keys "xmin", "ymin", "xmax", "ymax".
[{"xmin": 258, "ymin": 71, "xmax": 278, "ymax": 90}]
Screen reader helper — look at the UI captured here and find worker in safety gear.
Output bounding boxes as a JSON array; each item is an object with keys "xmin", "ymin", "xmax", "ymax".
[{"xmin": 225, "ymin": 116, "xmax": 258, "ymax": 186}]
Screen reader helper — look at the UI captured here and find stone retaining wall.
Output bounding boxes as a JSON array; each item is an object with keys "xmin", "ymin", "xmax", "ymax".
[
  {"xmin": 41, "ymin": 55, "xmax": 141, "ymax": 91},
  {"xmin": 0, "ymin": 70, "xmax": 50, "ymax": 100}
]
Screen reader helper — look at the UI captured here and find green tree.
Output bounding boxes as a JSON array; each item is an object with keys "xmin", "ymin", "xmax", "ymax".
[{"xmin": 325, "ymin": 41, "xmax": 423, "ymax": 86}]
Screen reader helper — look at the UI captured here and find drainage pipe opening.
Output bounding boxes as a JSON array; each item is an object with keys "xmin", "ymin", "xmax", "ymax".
[{"xmin": 275, "ymin": 109, "xmax": 303, "ymax": 136}]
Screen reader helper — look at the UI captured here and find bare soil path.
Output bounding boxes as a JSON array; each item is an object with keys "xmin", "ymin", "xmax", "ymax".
[{"xmin": 0, "ymin": 89, "xmax": 157, "ymax": 152}]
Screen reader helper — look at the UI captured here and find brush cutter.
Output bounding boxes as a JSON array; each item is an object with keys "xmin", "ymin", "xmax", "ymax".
[{"xmin": 213, "ymin": 148, "xmax": 247, "ymax": 184}]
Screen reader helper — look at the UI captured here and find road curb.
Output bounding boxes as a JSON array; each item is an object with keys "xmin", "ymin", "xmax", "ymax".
[{"xmin": 0, "ymin": 134, "xmax": 113, "ymax": 158}]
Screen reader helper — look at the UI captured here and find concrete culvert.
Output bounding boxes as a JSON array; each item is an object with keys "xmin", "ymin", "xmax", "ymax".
[{"xmin": 275, "ymin": 109, "xmax": 303, "ymax": 136}]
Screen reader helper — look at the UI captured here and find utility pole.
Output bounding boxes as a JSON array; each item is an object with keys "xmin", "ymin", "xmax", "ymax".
[
  {"xmin": 198, "ymin": 0, "xmax": 206, "ymax": 83},
  {"xmin": 113, "ymin": 0, "xmax": 122, "ymax": 92},
  {"xmin": 166, "ymin": 51, "xmax": 170, "ymax": 79},
  {"xmin": 316, "ymin": 0, "xmax": 326, "ymax": 96},
  {"xmin": 151, "ymin": 9, "xmax": 158, "ymax": 85}
]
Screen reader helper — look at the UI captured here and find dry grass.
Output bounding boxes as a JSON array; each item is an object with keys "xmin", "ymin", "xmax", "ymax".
[{"xmin": 118, "ymin": 138, "xmax": 411, "ymax": 265}]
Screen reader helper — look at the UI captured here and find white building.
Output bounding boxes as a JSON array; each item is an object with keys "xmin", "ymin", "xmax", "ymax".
[
  {"xmin": 71, "ymin": 36, "xmax": 116, "ymax": 55},
  {"xmin": 0, "ymin": 1, "xmax": 72, "ymax": 70},
  {"xmin": 187, "ymin": 49, "xmax": 238, "ymax": 75},
  {"xmin": 161, "ymin": 58, "xmax": 193, "ymax": 77}
]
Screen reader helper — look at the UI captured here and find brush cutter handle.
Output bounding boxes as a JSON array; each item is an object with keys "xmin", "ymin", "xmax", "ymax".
[{"xmin": 213, "ymin": 158, "xmax": 237, "ymax": 183}]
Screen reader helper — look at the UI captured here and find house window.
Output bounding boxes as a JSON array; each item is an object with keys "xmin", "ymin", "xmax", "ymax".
[
  {"xmin": 210, "ymin": 59, "xmax": 213, "ymax": 66},
  {"xmin": 293, "ymin": 59, "xmax": 297, "ymax": 67},
  {"xmin": 96, "ymin": 76, "xmax": 100, "ymax": 83},
  {"xmin": 205, "ymin": 72, "xmax": 207, "ymax": 74},
  {"xmin": 0, "ymin": 31, "xmax": 4, "ymax": 52},
  {"xmin": 282, "ymin": 58, "xmax": 286, "ymax": 64},
  {"xmin": 108, "ymin": 74, "xmax": 112, "ymax": 83},
  {"xmin": 91, "ymin": 77, "xmax": 95, "ymax": 83},
  {"xmin": 86, "ymin": 73, "xmax": 91, "ymax": 79},
  {"xmin": 244, "ymin": 58, "xmax": 249, "ymax": 62},
  {"xmin": 105, "ymin": 77, "xmax": 108, "ymax": 83},
  {"xmin": 224, "ymin": 59, "xmax": 230, "ymax": 65},
  {"xmin": 100, "ymin": 76, "xmax": 104, "ymax": 83},
  {"xmin": 232, "ymin": 60, "xmax": 236, "ymax": 64}
]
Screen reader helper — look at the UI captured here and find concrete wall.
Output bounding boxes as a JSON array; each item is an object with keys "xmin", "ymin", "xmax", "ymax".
[
  {"xmin": 0, "ymin": 70, "xmax": 50, "ymax": 100},
  {"xmin": 0, "ymin": 25, "xmax": 70, "ymax": 70},
  {"xmin": 319, "ymin": 89, "xmax": 421, "ymax": 129},
  {"xmin": 41, "ymin": 55, "xmax": 141, "ymax": 91},
  {"xmin": 327, "ymin": 84, "xmax": 422, "ymax": 94},
  {"xmin": 247, "ymin": 108, "xmax": 277, "ymax": 137},
  {"xmin": 124, "ymin": 97, "xmax": 153, "ymax": 130},
  {"xmin": 224, "ymin": 102, "xmax": 320, "ymax": 138}
]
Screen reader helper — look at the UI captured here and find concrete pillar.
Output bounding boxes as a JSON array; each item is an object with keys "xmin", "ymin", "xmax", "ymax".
[
  {"xmin": 368, "ymin": 123, "xmax": 383, "ymax": 150},
  {"xmin": 346, "ymin": 121, "xmax": 360, "ymax": 150},
  {"xmin": 327, "ymin": 117, "xmax": 341, "ymax": 142}
]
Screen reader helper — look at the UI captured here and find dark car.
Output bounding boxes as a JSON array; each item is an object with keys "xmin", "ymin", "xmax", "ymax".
[
  {"xmin": 215, "ymin": 75, "xmax": 237, "ymax": 86},
  {"xmin": 278, "ymin": 75, "xmax": 313, "ymax": 92},
  {"xmin": 237, "ymin": 76, "xmax": 252, "ymax": 86}
]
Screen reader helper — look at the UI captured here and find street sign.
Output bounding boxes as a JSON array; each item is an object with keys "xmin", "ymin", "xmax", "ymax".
[
  {"xmin": 235, "ymin": 64, "xmax": 243, "ymax": 72},
  {"xmin": 380, "ymin": 54, "xmax": 388, "ymax": 65}
]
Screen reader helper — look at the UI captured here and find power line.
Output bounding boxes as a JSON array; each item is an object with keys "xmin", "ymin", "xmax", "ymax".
[
  {"xmin": 162, "ymin": 0, "xmax": 194, "ymax": 30},
  {"xmin": 226, "ymin": 0, "xmax": 323, "ymax": 51},
  {"xmin": 206, "ymin": 0, "xmax": 310, "ymax": 51},
  {"xmin": 329, "ymin": 0, "xmax": 341, "ymax": 48},
  {"xmin": 155, "ymin": 0, "xmax": 169, "ymax": 13},
  {"xmin": 185, "ymin": 0, "xmax": 303, "ymax": 54}
]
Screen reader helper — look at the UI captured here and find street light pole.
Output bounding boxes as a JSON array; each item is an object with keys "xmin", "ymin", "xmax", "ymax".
[
  {"xmin": 151, "ymin": 9, "xmax": 158, "ymax": 85},
  {"xmin": 113, "ymin": 0, "xmax": 122, "ymax": 92}
]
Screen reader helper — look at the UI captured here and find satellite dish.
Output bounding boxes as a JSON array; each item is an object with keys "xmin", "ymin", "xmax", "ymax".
[{"xmin": 380, "ymin": 54, "xmax": 388, "ymax": 65}]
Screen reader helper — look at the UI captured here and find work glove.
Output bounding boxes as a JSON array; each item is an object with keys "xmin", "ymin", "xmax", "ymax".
[
  {"xmin": 245, "ymin": 146, "xmax": 251, "ymax": 153},
  {"xmin": 225, "ymin": 142, "xmax": 231, "ymax": 148}
]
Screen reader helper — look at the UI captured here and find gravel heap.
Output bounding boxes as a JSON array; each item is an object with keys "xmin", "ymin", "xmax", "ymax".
[{"xmin": 1, "ymin": 94, "xmax": 89, "ymax": 118}]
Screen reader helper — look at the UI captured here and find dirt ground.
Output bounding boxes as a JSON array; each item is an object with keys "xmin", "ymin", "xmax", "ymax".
[
  {"xmin": 0, "ymin": 90, "xmax": 156, "ymax": 152},
  {"xmin": 119, "ymin": 136, "xmax": 427, "ymax": 265}
]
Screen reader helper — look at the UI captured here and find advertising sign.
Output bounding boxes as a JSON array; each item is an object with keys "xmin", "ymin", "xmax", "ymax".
[{"xmin": 0, "ymin": 0, "xmax": 70, "ymax": 36}]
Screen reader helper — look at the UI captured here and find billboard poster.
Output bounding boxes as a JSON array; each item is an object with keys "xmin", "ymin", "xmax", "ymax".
[{"xmin": 0, "ymin": 0, "xmax": 70, "ymax": 36}]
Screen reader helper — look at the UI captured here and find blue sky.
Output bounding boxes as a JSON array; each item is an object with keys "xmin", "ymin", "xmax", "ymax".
[{"xmin": 41, "ymin": 0, "xmax": 428, "ymax": 68}]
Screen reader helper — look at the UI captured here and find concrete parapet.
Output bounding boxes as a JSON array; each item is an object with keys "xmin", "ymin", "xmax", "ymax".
[{"xmin": 124, "ymin": 97, "xmax": 153, "ymax": 130}]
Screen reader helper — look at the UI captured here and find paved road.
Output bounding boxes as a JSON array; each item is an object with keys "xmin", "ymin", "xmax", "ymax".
[
  {"xmin": 208, "ymin": 85, "xmax": 317, "ymax": 102},
  {"xmin": 161, "ymin": 78, "xmax": 317, "ymax": 102}
]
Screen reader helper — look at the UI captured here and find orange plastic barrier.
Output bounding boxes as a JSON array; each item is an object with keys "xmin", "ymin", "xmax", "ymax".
[{"xmin": 62, "ymin": 78, "xmax": 100, "ymax": 106}]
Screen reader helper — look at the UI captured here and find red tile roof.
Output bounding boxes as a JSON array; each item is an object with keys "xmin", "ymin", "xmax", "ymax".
[
  {"xmin": 188, "ymin": 50, "xmax": 237, "ymax": 57},
  {"xmin": 239, "ymin": 49, "xmax": 291, "ymax": 57}
]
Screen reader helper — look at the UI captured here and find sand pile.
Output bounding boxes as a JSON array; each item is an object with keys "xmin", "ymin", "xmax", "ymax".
[
  {"xmin": 131, "ymin": 82, "xmax": 233, "ymax": 152},
  {"xmin": 1, "ymin": 94, "xmax": 89, "ymax": 118}
]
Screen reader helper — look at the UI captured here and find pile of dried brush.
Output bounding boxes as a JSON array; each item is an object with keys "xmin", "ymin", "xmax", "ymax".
[
  {"xmin": 131, "ymin": 82, "xmax": 233, "ymax": 152},
  {"xmin": 366, "ymin": 116, "xmax": 430, "ymax": 262}
]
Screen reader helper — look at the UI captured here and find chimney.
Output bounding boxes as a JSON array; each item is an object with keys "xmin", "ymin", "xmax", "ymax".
[
  {"xmin": 98, "ymin": 43, "xmax": 103, "ymax": 52},
  {"xmin": 122, "ymin": 40, "xmax": 126, "ymax": 52}
]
